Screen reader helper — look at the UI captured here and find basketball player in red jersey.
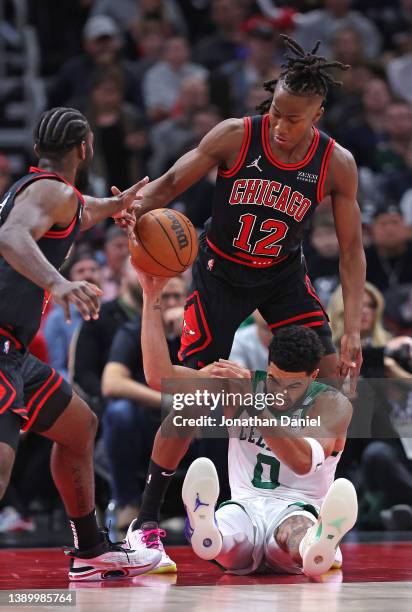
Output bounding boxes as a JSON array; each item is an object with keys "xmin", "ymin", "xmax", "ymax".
[
  {"xmin": 0, "ymin": 107, "xmax": 161, "ymax": 579},
  {"xmin": 121, "ymin": 37, "xmax": 365, "ymax": 571}
]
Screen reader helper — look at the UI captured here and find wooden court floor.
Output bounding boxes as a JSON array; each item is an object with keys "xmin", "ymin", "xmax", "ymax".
[{"xmin": 0, "ymin": 543, "xmax": 411, "ymax": 611}]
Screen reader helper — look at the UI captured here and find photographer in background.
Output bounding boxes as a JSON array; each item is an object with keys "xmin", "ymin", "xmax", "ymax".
[{"xmin": 329, "ymin": 282, "xmax": 412, "ymax": 529}]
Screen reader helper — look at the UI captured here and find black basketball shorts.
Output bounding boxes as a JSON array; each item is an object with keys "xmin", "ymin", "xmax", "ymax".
[
  {"xmin": 179, "ymin": 235, "xmax": 335, "ymax": 369},
  {"xmin": 0, "ymin": 340, "xmax": 72, "ymax": 451}
]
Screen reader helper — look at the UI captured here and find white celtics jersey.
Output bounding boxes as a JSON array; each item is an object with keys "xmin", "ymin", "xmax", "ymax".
[{"xmin": 228, "ymin": 373, "xmax": 342, "ymax": 504}]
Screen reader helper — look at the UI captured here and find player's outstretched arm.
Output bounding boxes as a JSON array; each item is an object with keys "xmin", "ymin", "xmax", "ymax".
[
  {"xmin": 330, "ymin": 145, "xmax": 366, "ymax": 392},
  {"xmin": 128, "ymin": 118, "xmax": 244, "ymax": 220},
  {"xmin": 134, "ymin": 264, "xmax": 212, "ymax": 390},
  {"xmin": 81, "ymin": 176, "xmax": 149, "ymax": 230},
  {"xmin": 0, "ymin": 179, "xmax": 101, "ymax": 323}
]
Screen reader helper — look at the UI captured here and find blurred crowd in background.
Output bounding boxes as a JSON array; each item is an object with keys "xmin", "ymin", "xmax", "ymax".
[{"xmin": 1, "ymin": 0, "xmax": 412, "ymax": 539}]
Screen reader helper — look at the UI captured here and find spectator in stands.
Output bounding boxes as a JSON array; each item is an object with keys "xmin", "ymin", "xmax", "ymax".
[
  {"xmin": 169, "ymin": 107, "xmax": 222, "ymax": 229},
  {"xmin": 101, "ymin": 276, "xmax": 186, "ymax": 534},
  {"xmin": 127, "ymin": 22, "xmax": 165, "ymax": 75},
  {"xmin": 72, "ymin": 258, "xmax": 142, "ymax": 417},
  {"xmin": 386, "ymin": 35, "xmax": 412, "ymax": 105},
  {"xmin": 48, "ymin": 15, "xmax": 142, "ymax": 109},
  {"xmin": 29, "ymin": 0, "xmax": 92, "ymax": 77},
  {"xmin": 329, "ymin": 282, "xmax": 412, "ymax": 529},
  {"xmin": 305, "ymin": 212, "xmax": 340, "ymax": 307},
  {"xmin": 229, "ymin": 310, "xmax": 271, "ymax": 371},
  {"xmin": 215, "ymin": 17, "xmax": 281, "ymax": 117},
  {"xmin": 0, "ymin": 154, "xmax": 12, "ymax": 198},
  {"xmin": 87, "ymin": 66, "xmax": 150, "ymax": 193},
  {"xmin": 143, "ymin": 36, "xmax": 208, "ymax": 121},
  {"xmin": 375, "ymin": 100, "xmax": 412, "ymax": 174},
  {"xmin": 336, "ymin": 78, "xmax": 391, "ymax": 171},
  {"xmin": 100, "ymin": 225, "xmax": 130, "ymax": 301},
  {"xmin": 373, "ymin": 140, "xmax": 412, "ymax": 228},
  {"xmin": 44, "ymin": 251, "xmax": 101, "ymax": 381},
  {"xmin": 366, "ymin": 204, "xmax": 412, "ymax": 292},
  {"xmin": 91, "ymin": 0, "xmax": 188, "ymax": 39},
  {"xmin": 293, "ymin": 0, "xmax": 381, "ymax": 61},
  {"xmin": 148, "ymin": 75, "xmax": 210, "ymax": 177},
  {"xmin": 193, "ymin": 0, "xmax": 247, "ymax": 71}
]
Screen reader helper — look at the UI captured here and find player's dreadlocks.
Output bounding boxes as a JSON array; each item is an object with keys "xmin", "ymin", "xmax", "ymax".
[
  {"xmin": 34, "ymin": 107, "xmax": 90, "ymax": 158},
  {"xmin": 256, "ymin": 35, "xmax": 350, "ymax": 114}
]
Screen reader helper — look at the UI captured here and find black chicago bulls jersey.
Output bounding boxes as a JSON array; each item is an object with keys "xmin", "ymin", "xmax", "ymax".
[
  {"xmin": 0, "ymin": 167, "xmax": 83, "ymax": 347},
  {"xmin": 206, "ymin": 114, "xmax": 335, "ymax": 269}
]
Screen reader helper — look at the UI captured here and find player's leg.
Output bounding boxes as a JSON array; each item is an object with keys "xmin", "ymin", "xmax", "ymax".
[
  {"xmin": 266, "ymin": 479, "xmax": 358, "ymax": 577},
  {"xmin": 182, "ymin": 457, "xmax": 258, "ymax": 573},
  {"xmin": 21, "ymin": 355, "xmax": 160, "ymax": 580},
  {"xmin": 0, "ymin": 412, "xmax": 21, "ymax": 502},
  {"xmin": 259, "ymin": 262, "xmax": 337, "ymax": 379},
  {"xmin": 0, "ymin": 350, "xmax": 25, "ymax": 503}
]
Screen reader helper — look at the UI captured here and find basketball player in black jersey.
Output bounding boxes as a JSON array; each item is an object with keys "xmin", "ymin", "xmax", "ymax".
[
  {"xmin": 119, "ymin": 36, "xmax": 366, "ymax": 572},
  {"xmin": 0, "ymin": 107, "xmax": 161, "ymax": 580}
]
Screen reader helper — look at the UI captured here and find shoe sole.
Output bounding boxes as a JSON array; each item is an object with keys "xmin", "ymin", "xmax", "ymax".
[
  {"xmin": 68, "ymin": 553, "xmax": 161, "ymax": 581},
  {"xmin": 147, "ymin": 562, "xmax": 177, "ymax": 574},
  {"xmin": 182, "ymin": 457, "xmax": 222, "ymax": 561},
  {"xmin": 302, "ymin": 478, "xmax": 358, "ymax": 577}
]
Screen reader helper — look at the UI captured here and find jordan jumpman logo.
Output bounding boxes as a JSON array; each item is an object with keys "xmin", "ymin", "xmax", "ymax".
[
  {"xmin": 246, "ymin": 155, "xmax": 262, "ymax": 172},
  {"xmin": 194, "ymin": 493, "xmax": 209, "ymax": 512}
]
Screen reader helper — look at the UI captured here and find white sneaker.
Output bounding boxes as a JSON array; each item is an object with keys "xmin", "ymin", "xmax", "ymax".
[
  {"xmin": 66, "ymin": 529, "xmax": 161, "ymax": 581},
  {"xmin": 125, "ymin": 520, "xmax": 176, "ymax": 573},
  {"xmin": 299, "ymin": 478, "xmax": 358, "ymax": 577},
  {"xmin": 182, "ymin": 457, "xmax": 222, "ymax": 561}
]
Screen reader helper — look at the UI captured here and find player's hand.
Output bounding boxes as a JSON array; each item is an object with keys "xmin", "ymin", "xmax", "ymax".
[
  {"xmin": 338, "ymin": 332, "xmax": 362, "ymax": 394},
  {"xmin": 210, "ymin": 359, "xmax": 251, "ymax": 379},
  {"xmin": 111, "ymin": 176, "xmax": 149, "ymax": 214},
  {"xmin": 111, "ymin": 178, "xmax": 149, "ymax": 238},
  {"xmin": 131, "ymin": 261, "xmax": 170, "ymax": 297},
  {"xmin": 50, "ymin": 279, "xmax": 103, "ymax": 323}
]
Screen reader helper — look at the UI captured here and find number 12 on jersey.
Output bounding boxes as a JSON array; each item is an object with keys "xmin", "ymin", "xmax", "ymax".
[{"xmin": 233, "ymin": 213, "xmax": 289, "ymax": 257}]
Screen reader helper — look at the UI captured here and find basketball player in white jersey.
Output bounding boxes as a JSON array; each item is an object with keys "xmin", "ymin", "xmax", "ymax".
[{"xmin": 129, "ymin": 267, "xmax": 357, "ymax": 577}]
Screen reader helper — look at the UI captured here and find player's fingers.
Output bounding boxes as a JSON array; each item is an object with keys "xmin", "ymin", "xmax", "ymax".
[
  {"xmin": 72, "ymin": 287, "xmax": 99, "ymax": 319},
  {"xmin": 69, "ymin": 295, "xmax": 92, "ymax": 321},
  {"xmin": 132, "ymin": 176, "xmax": 149, "ymax": 194},
  {"xmin": 85, "ymin": 282, "xmax": 103, "ymax": 297},
  {"xmin": 82, "ymin": 284, "xmax": 102, "ymax": 318},
  {"xmin": 111, "ymin": 185, "xmax": 121, "ymax": 196},
  {"xmin": 349, "ymin": 368, "xmax": 359, "ymax": 395},
  {"xmin": 62, "ymin": 298, "xmax": 71, "ymax": 324}
]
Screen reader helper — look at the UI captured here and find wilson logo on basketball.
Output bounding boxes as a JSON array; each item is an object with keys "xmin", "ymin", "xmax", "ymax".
[{"xmin": 164, "ymin": 210, "xmax": 189, "ymax": 250}]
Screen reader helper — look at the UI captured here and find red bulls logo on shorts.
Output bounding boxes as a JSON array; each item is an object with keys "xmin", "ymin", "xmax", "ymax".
[{"xmin": 178, "ymin": 291, "xmax": 212, "ymax": 362}]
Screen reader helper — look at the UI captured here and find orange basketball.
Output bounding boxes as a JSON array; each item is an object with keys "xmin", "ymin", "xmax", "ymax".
[{"xmin": 129, "ymin": 208, "xmax": 198, "ymax": 277}]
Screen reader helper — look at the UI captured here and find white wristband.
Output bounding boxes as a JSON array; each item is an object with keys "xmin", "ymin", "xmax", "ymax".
[{"xmin": 303, "ymin": 437, "xmax": 325, "ymax": 475}]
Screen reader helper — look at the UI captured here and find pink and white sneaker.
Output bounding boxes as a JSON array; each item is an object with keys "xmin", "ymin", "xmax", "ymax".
[
  {"xmin": 125, "ymin": 520, "xmax": 177, "ymax": 574},
  {"xmin": 66, "ymin": 529, "xmax": 161, "ymax": 581}
]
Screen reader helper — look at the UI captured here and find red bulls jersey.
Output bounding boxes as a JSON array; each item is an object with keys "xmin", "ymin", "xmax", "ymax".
[{"xmin": 206, "ymin": 114, "xmax": 335, "ymax": 269}]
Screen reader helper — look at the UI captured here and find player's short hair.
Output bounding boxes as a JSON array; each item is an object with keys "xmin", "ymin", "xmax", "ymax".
[
  {"xmin": 268, "ymin": 325, "xmax": 324, "ymax": 374},
  {"xmin": 257, "ymin": 35, "xmax": 349, "ymax": 114},
  {"xmin": 34, "ymin": 107, "xmax": 90, "ymax": 158}
]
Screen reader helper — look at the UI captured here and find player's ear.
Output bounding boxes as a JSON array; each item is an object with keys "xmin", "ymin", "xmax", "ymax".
[
  {"xmin": 33, "ymin": 143, "xmax": 40, "ymax": 158},
  {"xmin": 313, "ymin": 105, "xmax": 324, "ymax": 125},
  {"xmin": 311, "ymin": 368, "xmax": 319, "ymax": 380},
  {"xmin": 79, "ymin": 140, "xmax": 87, "ymax": 161}
]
